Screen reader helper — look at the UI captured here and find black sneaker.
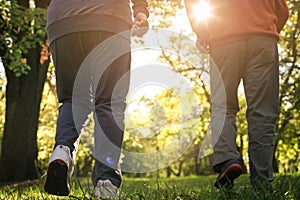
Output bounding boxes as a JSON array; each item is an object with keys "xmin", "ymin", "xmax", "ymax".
[
  {"xmin": 214, "ymin": 159, "xmax": 242, "ymax": 189},
  {"xmin": 44, "ymin": 159, "xmax": 70, "ymax": 196}
]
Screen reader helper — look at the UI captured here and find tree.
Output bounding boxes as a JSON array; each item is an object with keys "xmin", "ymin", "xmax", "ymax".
[
  {"xmin": 274, "ymin": 0, "xmax": 300, "ymax": 173},
  {"xmin": 0, "ymin": 0, "xmax": 50, "ymax": 183}
]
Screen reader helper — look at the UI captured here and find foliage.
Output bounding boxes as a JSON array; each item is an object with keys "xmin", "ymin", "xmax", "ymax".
[
  {"xmin": 276, "ymin": 0, "xmax": 300, "ymax": 173},
  {"xmin": 0, "ymin": 0, "xmax": 47, "ymax": 76},
  {"xmin": 149, "ymin": 0, "xmax": 184, "ymax": 28},
  {"xmin": 122, "ymin": 27, "xmax": 212, "ymax": 176}
]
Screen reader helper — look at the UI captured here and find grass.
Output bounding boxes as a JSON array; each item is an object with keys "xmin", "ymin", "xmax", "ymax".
[{"xmin": 0, "ymin": 174, "xmax": 299, "ymax": 200}]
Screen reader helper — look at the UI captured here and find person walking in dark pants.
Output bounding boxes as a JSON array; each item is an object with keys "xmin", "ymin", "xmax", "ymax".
[
  {"xmin": 44, "ymin": 0, "xmax": 149, "ymax": 198},
  {"xmin": 185, "ymin": 0, "xmax": 289, "ymax": 192}
]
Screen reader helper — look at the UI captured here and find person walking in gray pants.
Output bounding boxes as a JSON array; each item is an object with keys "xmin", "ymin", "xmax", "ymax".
[{"xmin": 185, "ymin": 0, "xmax": 289, "ymax": 192}]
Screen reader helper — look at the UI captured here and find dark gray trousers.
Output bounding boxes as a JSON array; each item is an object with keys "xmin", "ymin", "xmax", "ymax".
[
  {"xmin": 210, "ymin": 35, "xmax": 279, "ymax": 187},
  {"xmin": 50, "ymin": 31, "xmax": 131, "ymax": 187}
]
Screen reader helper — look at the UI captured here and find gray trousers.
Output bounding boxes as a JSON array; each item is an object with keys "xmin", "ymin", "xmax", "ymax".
[
  {"xmin": 50, "ymin": 31, "xmax": 131, "ymax": 187},
  {"xmin": 210, "ymin": 35, "xmax": 279, "ymax": 187}
]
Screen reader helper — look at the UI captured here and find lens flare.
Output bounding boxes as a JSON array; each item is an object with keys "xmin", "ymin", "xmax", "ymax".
[{"xmin": 193, "ymin": 0, "xmax": 211, "ymax": 21}]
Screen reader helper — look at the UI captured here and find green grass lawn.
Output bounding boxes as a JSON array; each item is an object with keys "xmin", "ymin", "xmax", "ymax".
[{"xmin": 0, "ymin": 174, "xmax": 299, "ymax": 199}]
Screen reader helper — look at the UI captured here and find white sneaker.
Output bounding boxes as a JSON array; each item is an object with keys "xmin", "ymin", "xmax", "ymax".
[
  {"xmin": 49, "ymin": 145, "xmax": 74, "ymax": 173},
  {"xmin": 95, "ymin": 179, "xmax": 119, "ymax": 199},
  {"xmin": 44, "ymin": 145, "xmax": 74, "ymax": 196}
]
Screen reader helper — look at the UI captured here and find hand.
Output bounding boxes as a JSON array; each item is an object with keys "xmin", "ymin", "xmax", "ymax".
[{"xmin": 132, "ymin": 12, "xmax": 149, "ymax": 37}]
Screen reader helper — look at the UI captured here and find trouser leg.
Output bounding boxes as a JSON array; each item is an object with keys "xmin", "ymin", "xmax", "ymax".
[
  {"xmin": 210, "ymin": 41, "xmax": 246, "ymax": 171},
  {"xmin": 51, "ymin": 31, "xmax": 113, "ymax": 157},
  {"xmin": 89, "ymin": 34, "xmax": 131, "ymax": 188},
  {"xmin": 243, "ymin": 36, "xmax": 279, "ymax": 188}
]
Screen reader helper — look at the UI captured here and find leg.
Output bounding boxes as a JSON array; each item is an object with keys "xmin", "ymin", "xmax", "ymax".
[
  {"xmin": 90, "ymin": 33, "xmax": 131, "ymax": 189},
  {"xmin": 45, "ymin": 31, "xmax": 112, "ymax": 196},
  {"xmin": 243, "ymin": 36, "xmax": 279, "ymax": 191},
  {"xmin": 52, "ymin": 32, "xmax": 100, "ymax": 156},
  {"xmin": 210, "ymin": 41, "xmax": 245, "ymax": 169},
  {"xmin": 210, "ymin": 41, "xmax": 246, "ymax": 189},
  {"xmin": 53, "ymin": 31, "xmax": 115, "ymax": 156}
]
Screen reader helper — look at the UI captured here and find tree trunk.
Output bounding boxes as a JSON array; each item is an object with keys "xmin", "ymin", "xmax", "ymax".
[
  {"xmin": 35, "ymin": 0, "xmax": 51, "ymax": 8},
  {"xmin": 0, "ymin": 47, "xmax": 49, "ymax": 183},
  {"xmin": 167, "ymin": 166, "xmax": 171, "ymax": 177},
  {"xmin": 195, "ymin": 157, "xmax": 201, "ymax": 175},
  {"xmin": 0, "ymin": 0, "xmax": 50, "ymax": 184}
]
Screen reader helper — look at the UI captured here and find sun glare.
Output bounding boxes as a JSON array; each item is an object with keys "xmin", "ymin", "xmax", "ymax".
[{"xmin": 193, "ymin": 0, "xmax": 211, "ymax": 21}]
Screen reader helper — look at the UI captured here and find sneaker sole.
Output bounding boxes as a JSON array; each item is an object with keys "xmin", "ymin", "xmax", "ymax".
[
  {"xmin": 44, "ymin": 161, "xmax": 70, "ymax": 196},
  {"xmin": 215, "ymin": 164, "xmax": 242, "ymax": 188}
]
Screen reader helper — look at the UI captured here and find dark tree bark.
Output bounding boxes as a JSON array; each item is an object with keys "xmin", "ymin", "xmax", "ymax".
[
  {"xmin": 0, "ymin": 0, "xmax": 50, "ymax": 184},
  {"xmin": 35, "ymin": 0, "xmax": 51, "ymax": 8},
  {"xmin": 16, "ymin": 0, "xmax": 29, "ymax": 8}
]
